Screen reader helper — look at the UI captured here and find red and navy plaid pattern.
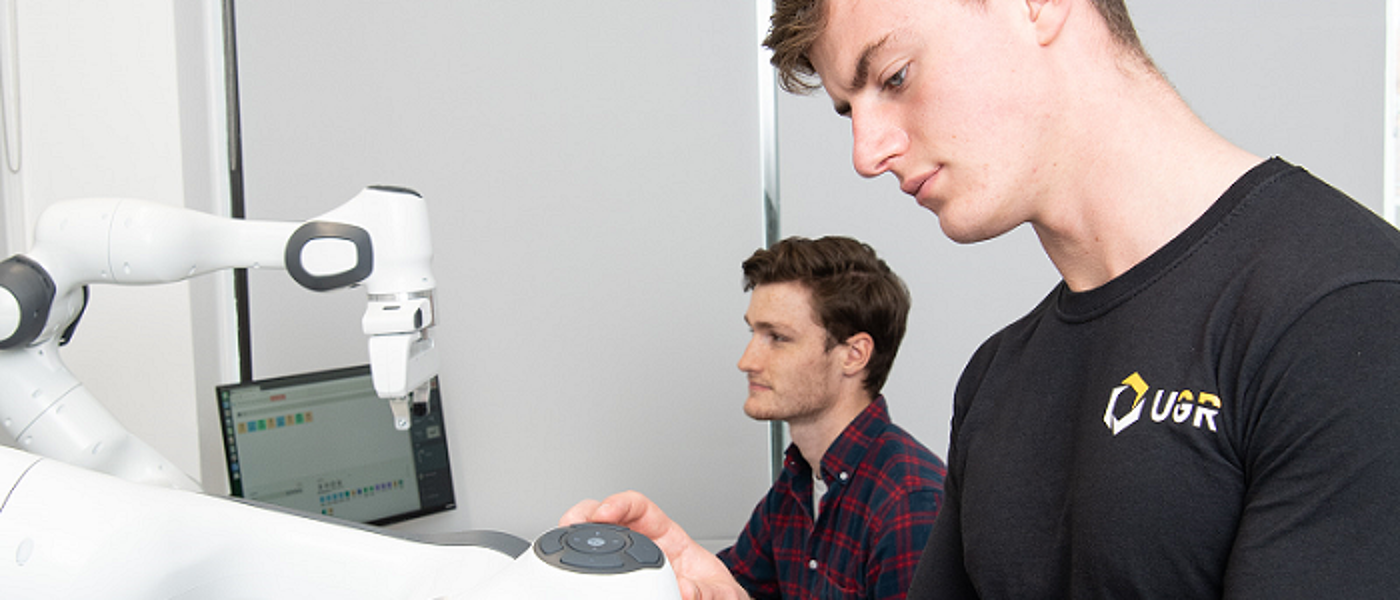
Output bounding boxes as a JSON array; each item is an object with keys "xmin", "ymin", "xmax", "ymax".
[{"xmin": 718, "ymin": 396, "xmax": 946, "ymax": 599}]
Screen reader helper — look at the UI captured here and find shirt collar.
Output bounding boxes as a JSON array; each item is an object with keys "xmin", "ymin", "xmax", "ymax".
[{"xmin": 783, "ymin": 395, "xmax": 892, "ymax": 484}]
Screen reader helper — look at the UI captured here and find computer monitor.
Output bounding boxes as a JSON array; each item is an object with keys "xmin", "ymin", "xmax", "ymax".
[{"xmin": 216, "ymin": 365, "xmax": 455, "ymax": 525}]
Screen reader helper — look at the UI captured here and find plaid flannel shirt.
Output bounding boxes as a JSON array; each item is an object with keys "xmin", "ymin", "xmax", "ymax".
[{"xmin": 718, "ymin": 396, "xmax": 946, "ymax": 599}]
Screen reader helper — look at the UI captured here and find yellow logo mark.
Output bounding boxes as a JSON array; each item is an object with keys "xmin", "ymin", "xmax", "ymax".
[{"xmin": 1122, "ymin": 372, "xmax": 1148, "ymax": 409}]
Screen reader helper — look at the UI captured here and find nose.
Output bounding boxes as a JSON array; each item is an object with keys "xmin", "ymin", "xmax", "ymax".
[
  {"xmin": 851, "ymin": 106, "xmax": 908, "ymax": 178},
  {"xmin": 737, "ymin": 336, "xmax": 761, "ymax": 373}
]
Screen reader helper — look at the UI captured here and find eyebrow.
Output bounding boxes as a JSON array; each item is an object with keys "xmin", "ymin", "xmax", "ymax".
[
  {"xmin": 834, "ymin": 33, "xmax": 894, "ymax": 117},
  {"xmin": 745, "ymin": 316, "xmax": 787, "ymax": 336}
]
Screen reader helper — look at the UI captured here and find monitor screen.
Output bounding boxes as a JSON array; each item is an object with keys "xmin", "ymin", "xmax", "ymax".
[{"xmin": 216, "ymin": 365, "xmax": 455, "ymax": 525}]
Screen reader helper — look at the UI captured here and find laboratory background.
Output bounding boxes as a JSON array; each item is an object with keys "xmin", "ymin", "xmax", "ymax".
[{"xmin": 0, "ymin": 0, "xmax": 1385, "ymax": 554}]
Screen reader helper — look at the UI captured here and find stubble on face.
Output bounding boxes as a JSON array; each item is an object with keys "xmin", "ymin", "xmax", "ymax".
[{"xmin": 740, "ymin": 283, "xmax": 844, "ymax": 425}]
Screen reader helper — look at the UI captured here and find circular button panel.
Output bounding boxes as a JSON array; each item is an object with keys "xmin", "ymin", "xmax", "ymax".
[
  {"xmin": 567, "ymin": 528, "xmax": 626, "ymax": 554},
  {"xmin": 534, "ymin": 523, "xmax": 665, "ymax": 575}
]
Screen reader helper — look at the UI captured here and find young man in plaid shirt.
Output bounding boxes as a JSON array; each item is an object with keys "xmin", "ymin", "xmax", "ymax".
[{"xmin": 562, "ymin": 236, "xmax": 945, "ymax": 599}]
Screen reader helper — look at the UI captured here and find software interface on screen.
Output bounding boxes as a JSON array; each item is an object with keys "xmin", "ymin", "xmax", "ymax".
[{"xmin": 217, "ymin": 365, "xmax": 455, "ymax": 525}]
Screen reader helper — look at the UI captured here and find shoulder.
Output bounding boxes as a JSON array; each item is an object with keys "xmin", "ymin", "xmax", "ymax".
[
  {"xmin": 1230, "ymin": 163, "xmax": 1400, "ymax": 279},
  {"xmin": 1209, "ymin": 165, "xmax": 1400, "ymax": 350},
  {"xmin": 865, "ymin": 424, "xmax": 946, "ymax": 492}
]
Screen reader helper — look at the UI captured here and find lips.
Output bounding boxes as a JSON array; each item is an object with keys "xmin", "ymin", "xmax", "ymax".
[{"xmin": 899, "ymin": 167, "xmax": 939, "ymax": 198}]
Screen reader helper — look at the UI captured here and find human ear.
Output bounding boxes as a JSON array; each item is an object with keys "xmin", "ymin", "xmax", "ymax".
[
  {"xmin": 842, "ymin": 333, "xmax": 874, "ymax": 376},
  {"xmin": 1026, "ymin": 0, "xmax": 1071, "ymax": 47}
]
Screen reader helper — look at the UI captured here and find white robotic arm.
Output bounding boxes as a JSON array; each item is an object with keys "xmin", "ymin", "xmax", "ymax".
[
  {"xmin": 284, "ymin": 185, "xmax": 441, "ymax": 429},
  {"xmin": 0, "ymin": 187, "xmax": 683, "ymax": 598},
  {"xmin": 0, "ymin": 186, "xmax": 439, "ymax": 489}
]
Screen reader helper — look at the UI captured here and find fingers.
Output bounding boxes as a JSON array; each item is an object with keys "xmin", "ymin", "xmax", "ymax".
[
  {"xmin": 560, "ymin": 492, "xmax": 748, "ymax": 600},
  {"xmin": 558, "ymin": 490, "xmax": 662, "ymax": 529},
  {"xmin": 559, "ymin": 490, "xmax": 682, "ymax": 548},
  {"xmin": 595, "ymin": 490, "xmax": 662, "ymax": 525},
  {"xmin": 558, "ymin": 498, "xmax": 603, "ymax": 527}
]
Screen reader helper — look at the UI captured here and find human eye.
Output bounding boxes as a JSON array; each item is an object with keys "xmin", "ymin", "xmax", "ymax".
[{"xmin": 882, "ymin": 64, "xmax": 909, "ymax": 91}]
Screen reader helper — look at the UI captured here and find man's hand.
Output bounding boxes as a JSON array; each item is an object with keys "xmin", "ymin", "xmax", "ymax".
[{"xmin": 561, "ymin": 490, "xmax": 750, "ymax": 600}]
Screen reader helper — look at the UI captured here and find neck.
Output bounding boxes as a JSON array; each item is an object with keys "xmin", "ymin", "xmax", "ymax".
[
  {"xmin": 1029, "ymin": 43, "xmax": 1261, "ymax": 291},
  {"xmin": 788, "ymin": 394, "xmax": 872, "ymax": 472}
]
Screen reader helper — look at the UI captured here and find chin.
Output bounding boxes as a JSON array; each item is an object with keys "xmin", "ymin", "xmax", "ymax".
[
  {"xmin": 936, "ymin": 210, "xmax": 1016, "ymax": 245},
  {"xmin": 742, "ymin": 399, "xmax": 782, "ymax": 422},
  {"xmin": 938, "ymin": 222, "xmax": 992, "ymax": 245}
]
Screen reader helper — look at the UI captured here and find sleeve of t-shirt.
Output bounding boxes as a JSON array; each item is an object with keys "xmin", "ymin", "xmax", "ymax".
[
  {"xmin": 906, "ymin": 339, "xmax": 996, "ymax": 600},
  {"xmin": 1223, "ymin": 281, "xmax": 1400, "ymax": 598}
]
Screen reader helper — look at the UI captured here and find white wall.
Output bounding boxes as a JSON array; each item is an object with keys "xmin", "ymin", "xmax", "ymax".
[
  {"xmin": 1, "ymin": 0, "xmax": 775, "ymax": 551},
  {"xmin": 1, "ymin": 0, "xmax": 201, "ymax": 480},
  {"xmin": 172, "ymin": 0, "xmax": 241, "ymax": 501},
  {"xmin": 220, "ymin": 0, "xmax": 773, "ymax": 547},
  {"xmin": 1133, "ymin": 1, "xmax": 1384, "ymax": 208}
]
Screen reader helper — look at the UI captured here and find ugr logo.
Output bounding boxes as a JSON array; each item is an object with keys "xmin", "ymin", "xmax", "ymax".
[{"xmin": 1104, "ymin": 372, "xmax": 1221, "ymax": 436}]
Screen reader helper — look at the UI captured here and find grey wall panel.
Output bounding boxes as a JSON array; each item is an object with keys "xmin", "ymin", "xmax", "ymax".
[
  {"xmin": 231, "ymin": 1, "xmax": 770, "ymax": 545},
  {"xmin": 1131, "ymin": 1, "xmax": 1384, "ymax": 212},
  {"xmin": 775, "ymin": 1, "xmax": 1385, "ymax": 462}
]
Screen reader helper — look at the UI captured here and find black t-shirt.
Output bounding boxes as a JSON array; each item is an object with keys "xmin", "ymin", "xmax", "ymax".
[{"xmin": 910, "ymin": 159, "xmax": 1400, "ymax": 598}]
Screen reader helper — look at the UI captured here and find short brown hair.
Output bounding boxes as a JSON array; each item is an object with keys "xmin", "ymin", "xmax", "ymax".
[
  {"xmin": 742, "ymin": 236, "xmax": 911, "ymax": 398},
  {"xmin": 763, "ymin": 0, "xmax": 1153, "ymax": 94},
  {"xmin": 764, "ymin": 0, "xmax": 830, "ymax": 94}
]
